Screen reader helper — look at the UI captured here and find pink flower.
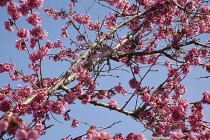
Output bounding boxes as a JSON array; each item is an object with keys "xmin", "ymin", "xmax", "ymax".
[
  {"xmin": 50, "ymin": 100, "xmax": 67, "ymax": 114},
  {"xmin": 165, "ymin": 60, "xmax": 171, "ymax": 68},
  {"xmin": 27, "ymin": 130, "xmax": 39, "ymax": 140},
  {"xmin": 201, "ymin": 91, "xmax": 210, "ymax": 104},
  {"xmin": 26, "ymin": 0, "xmax": 44, "ymax": 9},
  {"xmin": 16, "ymin": 38, "xmax": 27, "ymax": 50},
  {"xmin": 17, "ymin": 28, "xmax": 29, "ymax": 38},
  {"xmin": 96, "ymin": 90, "xmax": 107, "ymax": 100},
  {"xmin": 7, "ymin": 2, "xmax": 22, "ymax": 20},
  {"xmin": 129, "ymin": 78, "xmax": 140, "ymax": 89},
  {"xmin": 45, "ymin": 40, "xmax": 53, "ymax": 49},
  {"xmin": 76, "ymin": 35, "xmax": 85, "ymax": 41},
  {"xmin": 28, "ymin": 64, "xmax": 40, "ymax": 73},
  {"xmin": 64, "ymin": 110, "xmax": 71, "ymax": 121},
  {"xmin": 61, "ymin": 27, "xmax": 68, "ymax": 38},
  {"xmin": 0, "ymin": 62, "xmax": 15, "ymax": 73},
  {"xmin": 109, "ymin": 100, "xmax": 119, "ymax": 109},
  {"xmin": 103, "ymin": 14, "xmax": 117, "ymax": 29},
  {"xmin": 199, "ymin": 5, "xmax": 210, "ymax": 14},
  {"xmin": 113, "ymin": 82, "xmax": 127, "ymax": 95},
  {"xmin": 54, "ymin": 39, "xmax": 64, "ymax": 48},
  {"xmin": 169, "ymin": 131, "xmax": 184, "ymax": 139},
  {"xmin": 0, "ymin": 120, "xmax": 9, "ymax": 131},
  {"xmin": 34, "ymin": 122, "xmax": 45, "ymax": 135},
  {"xmin": 29, "ymin": 37, "xmax": 37, "ymax": 49},
  {"xmin": 21, "ymin": 74, "xmax": 37, "ymax": 83},
  {"xmin": 4, "ymin": 21, "xmax": 14, "ymax": 31},
  {"xmin": 9, "ymin": 72, "xmax": 21, "ymax": 81},
  {"xmin": 127, "ymin": 19, "xmax": 139, "ymax": 29},
  {"xmin": 89, "ymin": 130, "xmax": 111, "ymax": 139},
  {"xmin": 181, "ymin": 64, "xmax": 191, "ymax": 74},
  {"xmin": 0, "ymin": 0, "xmax": 10, "ymax": 7},
  {"xmin": 19, "ymin": 3, "xmax": 29, "ymax": 16},
  {"xmin": 87, "ymin": 21, "xmax": 101, "ymax": 31},
  {"xmin": 127, "ymin": 133, "xmax": 146, "ymax": 140},
  {"xmin": 71, "ymin": 119, "xmax": 79, "ymax": 128},
  {"xmin": 133, "ymin": 66, "xmax": 140, "ymax": 74},
  {"xmin": 30, "ymin": 26, "xmax": 48, "ymax": 40},
  {"xmin": 81, "ymin": 94, "xmax": 91, "ymax": 105},
  {"xmin": 16, "ymin": 129, "xmax": 28, "ymax": 139},
  {"xmin": 26, "ymin": 12, "xmax": 41, "ymax": 26},
  {"xmin": 72, "ymin": 14, "xmax": 91, "ymax": 24}
]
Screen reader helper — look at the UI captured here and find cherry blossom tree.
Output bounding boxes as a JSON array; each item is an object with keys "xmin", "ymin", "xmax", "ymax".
[{"xmin": 0, "ymin": 0, "xmax": 210, "ymax": 139}]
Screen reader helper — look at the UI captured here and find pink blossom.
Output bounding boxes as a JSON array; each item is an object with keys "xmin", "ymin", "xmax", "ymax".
[
  {"xmin": 61, "ymin": 27, "xmax": 68, "ymax": 38},
  {"xmin": 35, "ymin": 89, "xmax": 48, "ymax": 100},
  {"xmin": 187, "ymin": 133, "xmax": 198, "ymax": 140},
  {"xmin": 72, "ymin": 14, "xmax": 91, "ymax": 24},
  {"xmin": 134, "ymin": 55, "xmax": 149, "ymax": 64},
  {"xmin": 113, "ymin": 82, "xmax": 127, "ymax": 95},
  {"xmin": 201, "ymin": 49, "xmax": 209, "ymax": 58},
  {"xmin": 127, "ymin": 132, "xmax": 146, "ymax": 140},
  {"xmin": 64, "ymin": 110, "xmax": 71, "ymax": 121},
  {"xmin": 165, "ymin": 60, "xmax": 171, "ymax": 68},
  {"xmin": 0, "ymin": 120, "xmax": 9, "ymax": 131},
  {"xmin": 50, "ymin": 100, "xmax": 67, "ymax": 114},
  {"xmin": 26, "ymin": 0, "xmax": 44, "ymax": 9},
  {"xmin": 205, "ymin": 65, "xmax": 210, "ymax": 73},
  {"xmin": 116, "ymin": 1, "xmax": 130, "ymax": 15},
  {"xmin": 186, "ymin": 1, "xmax": 196, "ymax": 11},
  {"xmin": 133, "ymin": 66, "xmax": 140, "ymax": 74},
  {"xmin": 169, "ymin": 131, "xmax": 184, "ymax": 139},
  {"xmin": 81, "ymin": 93, "xmax": 91, "ymax": 105},
  {"xmin": 87, "ymin": 21, "xmax": 100, "ymax": 31},
  {"xmin": 0, "ymin": 62, "xmax": 15, "ymax": 73},
  {"xmin": 0, "ymin": 0, "xmax": 10, "ymax": 7},
  {"xmin": 109, "ymin": 100, "xmax": 119, "ymax": 109},
  {"xmin": 29, "ymin": 37, "xmax": 37, "ymax": 49},
  {"xmin": 181, "ymin": 64, "xmax": 191, "ymax": 74},
  {"xmin": 89, "ymin": 130, "xmax": 111, "ymax": 139},
  {"xmin": 54, "ymin": 39, "xmax": 64, "ymax": 48},
  {"xmin": 26, "ymin": 12, "xmax": 41, "ymax": 26},
  {"xmin": 28, "ymin": 64, "xmax": 40, "ymax": 73},
  {"xmin": 9, "ymin": 72, "xmax": 21, "ymax": 81},
  {"xmin": 7, "ymin": 2, "xmax": 22, "ymax": 20},
  {"xmin": 30, "ymin": 26, "xmax": 48, "ymax": 40},
  {"xmin": 103, "ymin": 0, "xmax": 120, "ymax": 6},
  {"xmin": 44, "ymin": 7, "xmax": 63, "ymax": 20},
  {"xmin": 16, "ymin": 129, "xmax": 28, "ymax": 139},
  {"xmin": 19, "ymin": 3, "xmax": 29, "ymax": 16},
  {"xmin": 127, "ymin": 19, "xmax": 139, "ymax": 29},
  {"xmin": 76, "ymin": 35, "xmax": 85, "ymax": 41},
  {"xmin": 34, "ymin": 122, "xmax": 45, "ymax": 135},
  {"xmin": 127, "ymin": 4, "xmax": 138, "ymax": 14},
  {"xmin": 200, "ymin": 5, "xmax": 210, "ymax": 14},
  {"xmin": 129, "ymin": 78, "xmax": 140, "ymax": 89},
  {"xmin": 45, "ymin": 40, "xmax": 53, "ymax": 49},
  {"xmin": 16, "ymin": 38, "xmax": 27, "ymax": 50},
  {"xmin": 71, "ymin": 119, "xmax": 79, "ymax": 128},
  {"xmin": 201, "ymin": 91, "xmax": 210, "ymax": 104},
  {"xmin": 4, "ymin": 21, "xmax": 14, "ymax": 32},
  {"xmin": 29, "ymin": 46, "xmax": 49, "ymax": 63},
  {"xmin": 96, "ymin": 90, "xmax": 107, "ymax": 100},
  {"xmin": 27, "ymin": 130, "xmax": 39, "ymax": 140},
  {"xmin": 17, "ymin": 28, "xmax": 29, "ymax": 38},
  {"xmin": 153, "ymin": 27, "xmax": 176, "ymax": 39},
  {"xmin": 21, "ymin": 74, "xmax": 37, "ymax": 83},
  {"xmin": 103, "ymin": 14, "xmax": 117, "ymax": 29}
]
